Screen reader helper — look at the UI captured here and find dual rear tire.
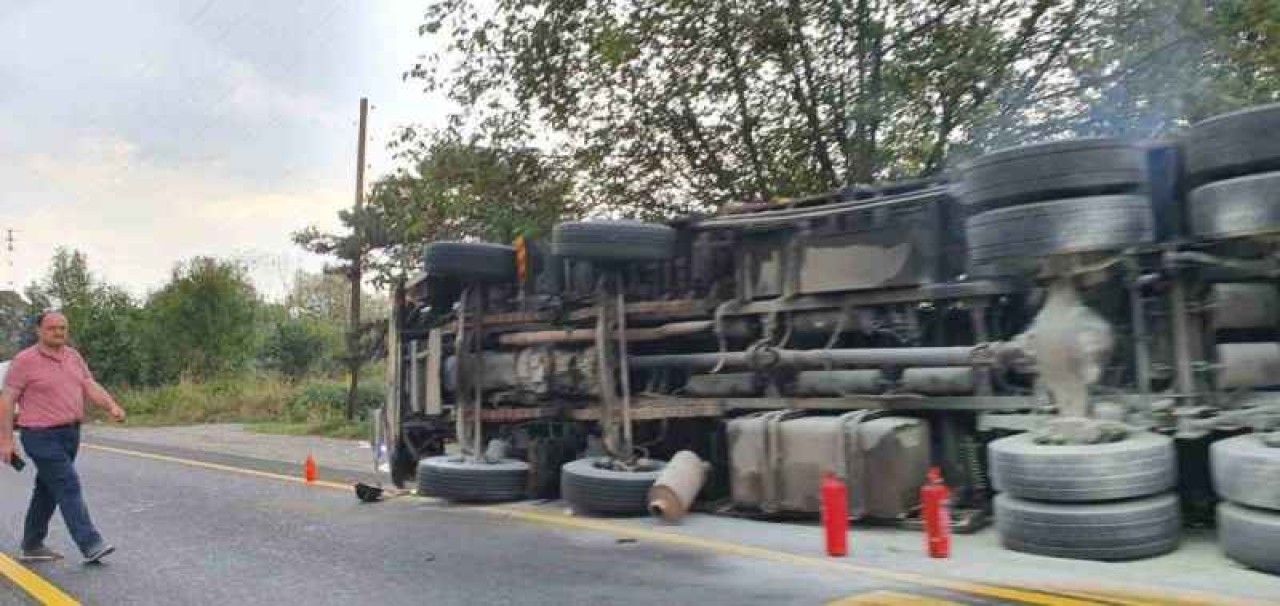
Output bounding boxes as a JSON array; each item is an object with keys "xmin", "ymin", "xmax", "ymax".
[
  {"xmin": 1211, "ymin": 434, "xmax": 1280, "ymax": 575},
  {"xmin": 988, "ymin": 431, "xmax": 1180, "ymax": 561}
]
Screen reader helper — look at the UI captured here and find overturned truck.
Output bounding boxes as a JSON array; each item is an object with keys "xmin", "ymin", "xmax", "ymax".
[{"xmin": 380, "ymin": 104, "xmax": 1280, "ymax": 570}]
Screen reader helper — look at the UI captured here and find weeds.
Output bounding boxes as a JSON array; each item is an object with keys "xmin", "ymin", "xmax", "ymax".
[{"xmin": 113, "ymin": 373, "xmax": 383, "ymax": 439}]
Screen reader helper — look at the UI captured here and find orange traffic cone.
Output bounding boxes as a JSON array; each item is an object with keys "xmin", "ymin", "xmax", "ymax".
[{"xmin": 304, "ymin": 454, "xmax": 318, "ymax": 484}]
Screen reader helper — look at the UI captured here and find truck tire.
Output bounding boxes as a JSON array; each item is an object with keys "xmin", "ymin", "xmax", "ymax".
[
  {"xmin": 552, "ymin": 221, "xmax": 676, "ymax": 263},
  {"xmin": 561, "ymin": 457, "xmax": 667, "ymax": 515},
  {"xmin": 989, "ymin": 430, "xmax": 1175, "ymax": 502},
  {"xmin": 1184, "ymin": 103, "xmax": 1280, "ymax": 185},
  {"xmin": 995, "ymin": 493, "xmax": 1180, "ymax": 561},
  {"xmin": 1211, "ymin": 434, "xmax": 1280, "ymax": 511},
  {"xmin": 1187, "ymin": 171, "xmax": 1280, "ymax": 241},
  {"xmin": 1218, "ymin": 502, "xmax": 1280, "ymax": 575},
  {"xmin": 418, "ymin": 456, "xmax": 529, "ymax": 503},
  {"xmin": 966, "ymin": 195, "xmax": 1154, "ymax": 269},
  {"xmin": 423, "ymin": 242, "xmax": 516, "ymax": 283},
  {"xmin": 952, "ymin": 139, "xmax": 1147, "ymax": 210}
]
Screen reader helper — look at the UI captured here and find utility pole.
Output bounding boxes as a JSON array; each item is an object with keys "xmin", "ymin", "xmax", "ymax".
[{"xmin": 346, "ymin": 97, "xmax": 369, "ymax": 421}]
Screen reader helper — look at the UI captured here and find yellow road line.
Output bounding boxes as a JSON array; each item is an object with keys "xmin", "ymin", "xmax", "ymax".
[
  {"xmin": 482, "ymin": 505, "xmax": 1097, "ymax": 606},
  {"xmin": 1032, "ymin": 586, "xmax": 1251, "ymax": 606},
  {"xmin": 827, "ymin": 589, "xmax": 963, "ymax": 605},
  {"xmin": 79, "ymin": 442, "xmax": 1103, "ymax": 605},
  {"xmin": 84, "ymin": 444, "xmax": 352, "ymax": 491},
  {"xmin": 0, "ymin": 552, "xmax": 80, "ymax": 606}
]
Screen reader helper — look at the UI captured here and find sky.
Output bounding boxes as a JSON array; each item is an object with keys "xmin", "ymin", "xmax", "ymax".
[{"xmin": 0, "ymin": 0, "xmax": 456, "ymax": 300}]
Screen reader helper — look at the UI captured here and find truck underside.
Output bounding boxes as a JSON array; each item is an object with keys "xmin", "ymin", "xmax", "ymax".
[{"xmin": 380, "ymin": 103, "xmax": 1280, "ymax": 571}]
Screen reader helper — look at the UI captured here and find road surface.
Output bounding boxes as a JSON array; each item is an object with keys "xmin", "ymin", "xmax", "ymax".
[{"xmin": 0, "ymin": 441, "xmax": 1008, "ymax": 606}]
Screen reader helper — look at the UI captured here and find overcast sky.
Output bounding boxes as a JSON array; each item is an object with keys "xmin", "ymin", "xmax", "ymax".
[{"xmin": 0, "ymin": 0, "xmax": 454, "ymax": 300}]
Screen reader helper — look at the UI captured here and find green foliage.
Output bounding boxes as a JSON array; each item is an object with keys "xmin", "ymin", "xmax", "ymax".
[
  {"xmin": 27, "ymin": 248, "xmax": 93, "ymax": 311},
  {"xmin": 285, "ymin": 271, "xmax": 387, "ymax": 327},
  {"xmin": 75, "ymin": 286, "xmax": 149, "ymax": 386},
  {"xmin": 118, "ymin": 374, "xmax": 384, "ymax": 432},
  {"xmin": 0, "ymin": 290, "xmax": 28, "ymax": 359},
  {"xmin": 288, "ymin": 380, "xmax": 383, "ymax": 421},
  {"xmin": 24, "ymin": 248, "xmax": 148, "ymax": 385},
  {"xmin": 258, "ymin": 308, "xmax": 344, "ymax": 380},
  {"xmin": 117, "ymin": 375, "xmax": 297, "ymax": 425},
  {"xmin": 145, "ymin": 257, "xmax": 260, "ymax": 382},
  {"xmin": 16, "ymin": 250, "xmax": 378, "ymax": 435},
  {"xmin": 411, "ymin": 0, "xmax": 1280, "ymax": 212},
  {"xmin": 415, "ymin": 0, "xmax": 1111, "ymax": 212},
  {"xmin": 1070, "ymin": 0, "xmax": 1280, "ymax": 133},
  {"xmin": 247, "ymin": 418, "xmax": 370, "ymax": 440},
  {"xmin": 295, "ymin": 129, "xmax": 577, "ymax": 287},
  {"xmin": 20, "ymin": 252, "xmax": 359, "ymax": 388}
]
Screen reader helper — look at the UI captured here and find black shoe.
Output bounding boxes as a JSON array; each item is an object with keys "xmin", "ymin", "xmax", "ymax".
[{"xmin": 84, "ymin": 543, "xmax": 115, "ymax": 564}]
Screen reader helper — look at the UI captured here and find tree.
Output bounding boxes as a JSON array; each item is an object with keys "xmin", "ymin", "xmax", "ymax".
[
  {"xmin": 1062, "ymin": 0, "xmax": 1280, "ymax": 135},
  {"xmin": 26, "ymin": 248, "xmax": 93, "ymax": 311},
  {"xmin": 412, "ymin": 1, "xmax": 1280, "ymax": 212},
  {"xmin": 24, "ymin": 249, "xmax": 147, "ymax": 385},
  {"xmin": 258, "ymin": 303, "xmax": 344, "ymax": 380},
  {"xmin": 145, "ymin": 258, "xmax": 260, "ymax": 382},
  {"xmin": 285, "ymin": 271, "xmax": 388, "ymax": 326},
  {"xmin": 413, "ymin": 0, "xmax": 1109, "ymax": 213},
  {"xmin": 25, "ymin": 247, "xmax": 95, "ymax": 345},
  {"xmin": 0, "ymin": 290, "xmax": 28, "ymax": 360},
  {"xmin": 74, "ymin": 285, "xmax": 148, "ymax": 386},
  {"xmin": 382, "ymin": 127, "xmax": 577, "ymax": 243},
  {"xmin": 294, "ymin": 127, "xmax": 577, "ymax": 287}
]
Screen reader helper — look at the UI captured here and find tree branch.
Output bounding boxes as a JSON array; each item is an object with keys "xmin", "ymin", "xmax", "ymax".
[
  {"xmin": 999, "ymin": 0, "xmax": 1088, "ymax": 115},
  {"xmin": 787, "ymin": 0, "xmax": 838, "ymax": 186},
  {"xmin": 924, "ymin": 93, "xmax": 957, "ymax": 173},
  {"xmin": 717, "ymin": 4, "xmax": 770, "ymax": 198},
  {"xmin": 829, "ymin": 0, "xmax": 852, "ymax": 177},
  {"xmin": 880, "ymin": 1, "xmax": 957, "ymax": 57},
  {"xmin": 671, "ymin": 96, "xmax": 740, "ymax": 200},
  {"xmin": 850, "ymin": 0, "xmax": 869, "ymax": 181}
]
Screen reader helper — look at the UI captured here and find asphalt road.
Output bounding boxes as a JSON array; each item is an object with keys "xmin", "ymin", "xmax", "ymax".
[{"xmin": 0, "ymin": 443, "xmax": 993, "ymax": 606}]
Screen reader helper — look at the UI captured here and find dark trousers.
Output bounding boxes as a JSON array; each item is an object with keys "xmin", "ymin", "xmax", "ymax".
[{"xmin": 19, "ymin": 425, "xmax": 104, "ymax": 556}]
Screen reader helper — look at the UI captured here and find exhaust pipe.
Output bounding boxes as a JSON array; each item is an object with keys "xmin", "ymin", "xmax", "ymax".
[
  {"xmin": 647, "ymin": 451, "xmax": 709, "ymax": 523},
  {"xmin": 630, "ymin": 345, "xmax": 996, "ymax": 371}
]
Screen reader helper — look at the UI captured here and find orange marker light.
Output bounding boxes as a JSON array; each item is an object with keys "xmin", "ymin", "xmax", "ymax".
[{"xmin": 514, "ymin": 235, "xmax": 529, "ymax": 284}]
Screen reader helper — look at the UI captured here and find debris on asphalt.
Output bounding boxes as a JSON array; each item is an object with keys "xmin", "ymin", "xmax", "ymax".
[
  {"xmin": 354, "ymin": 483, "xmax": 414, "ymax": 503},
  {"xmin": 355, "ymin": 482, "xmax": 384, "ymax": 502},
  {"xmin": 648, "ymin": 450, "xmax": 709, "ymax": 523}
]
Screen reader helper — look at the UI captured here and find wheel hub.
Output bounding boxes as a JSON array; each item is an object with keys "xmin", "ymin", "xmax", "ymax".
[{"xmin": 1033, "ymin": 417, "xmax": 1130, "ymax": 445}]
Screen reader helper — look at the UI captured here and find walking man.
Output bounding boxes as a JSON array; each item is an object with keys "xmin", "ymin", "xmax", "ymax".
[{"xmin": 0, "ymin": 311, "xmax": 125, "ymax": 563}]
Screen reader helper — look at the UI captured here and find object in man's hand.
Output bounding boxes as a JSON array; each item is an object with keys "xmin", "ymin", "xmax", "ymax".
[{"xmin": 8, "ymin": 453, "xmax": 25, "ymax": 472}]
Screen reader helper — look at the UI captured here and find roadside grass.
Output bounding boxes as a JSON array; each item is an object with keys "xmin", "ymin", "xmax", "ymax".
[
  {"xmin": 246, "ymin": 418, "xmax": 370, "ymax": 440},
  {"xmin": 108, "ymin": 371, "xmax": 382, "ymax": 440}
]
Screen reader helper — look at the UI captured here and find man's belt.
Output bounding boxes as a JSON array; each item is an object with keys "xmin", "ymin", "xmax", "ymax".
[{"xmin": 17, "ymin": 421, "xmax": 82, "ymax": 431}]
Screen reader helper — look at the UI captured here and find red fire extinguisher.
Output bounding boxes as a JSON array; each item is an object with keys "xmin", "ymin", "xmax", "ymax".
[
  {"xmin": 921, "ymin": 466, "xmax": 951, "ymax": 558},
  {"xmin": 821, "ymin": 471, "xmax": 849, "ymax": 557}
]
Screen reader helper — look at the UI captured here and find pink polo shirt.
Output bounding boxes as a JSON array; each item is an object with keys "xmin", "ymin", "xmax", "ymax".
[{"xmin": 4, "ymin": 345, "xmax": 93, "ymax": 429}]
